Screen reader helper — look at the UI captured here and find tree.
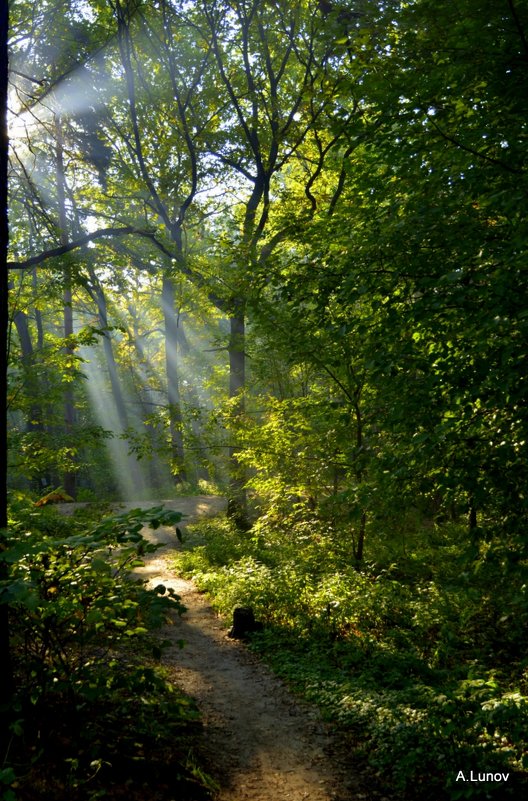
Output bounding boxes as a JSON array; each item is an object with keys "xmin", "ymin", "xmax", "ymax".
[
  {"xmin": 7, "ymin": 0, "xmax": 527, "ymax": 555},
  {"xmin": 54, "ymin": 114, "xmax": 78, "ymax": 497},
  {"xmin": 95, "ymin": 0, "xmax": 357, "ymax": 520},
  {"xmin": 1, "ymin": 0, "xmax": 13, "ymax": 713},
  {"xmin": 196, "ymin": 0, "xmax": 357, "ymax": 521},
  {"xmin": 256, "ymin": 0, "xmax": 528, "ymax": 551},
  {"xmin": 106, "ymin": 0, "xmax": 210, "ymax": 484},
  {"xmin": 350, "ymin": 0, "xmax": 528, "ymax": 543},
  {"xmin": 220, "ymin": 0, "xmax": 528, "ymax": 559}
]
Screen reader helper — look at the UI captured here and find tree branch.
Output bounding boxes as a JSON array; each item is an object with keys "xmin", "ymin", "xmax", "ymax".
[
  {"xmin": 429, "ymin": 117, "xmax": 524, "ymax": 175},
  {"xmin": 7, "ymin": 226, "xmax": 153, "ymax": 269}
]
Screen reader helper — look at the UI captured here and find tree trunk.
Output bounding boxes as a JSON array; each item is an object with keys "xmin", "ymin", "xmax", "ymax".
[
  {"xmin": 353, "ymin": 388, "xmax": 366, "ymax": 563},
  {"xmin": 94, "ymin": 282, "xmax": 128, "ymax": 430},
  {"xmin": 55, "ymin": 115, "xmax": 76, "ymax": 499},
  {"xmin": 32, "ymin": 268, "xmax": 44, "ymax": 348},
  {"xmin": 11, "ymin": 303, "xmax": 52, "ymax": 489},
  {"xmin": 62, "ymin": 280, "xmax": 76, "ymax": 499},
  {"xmin": 469, "ymin": 499, "xmax": 478, "ymax": 533},
  {"xmin": 13, "ymin": 306, "xmax": 43, "ymax": 429},
  {"xmin": 161, "ymin": 275, "xmax": 186, "ymax": 483},
  {"xmin": 226, "ymin": 308, "xmax": 249, "ymax": 527},
  {"xmin": 0, "ymin": 0, "xmax": 13, "ymax": 716},
  {"xmin": 128, "ymin": 307, "xmax": 166, "ymax": 490},
  {"xmin": 355, "ymin": 511, "xmax": 366, "ymax": 563}
]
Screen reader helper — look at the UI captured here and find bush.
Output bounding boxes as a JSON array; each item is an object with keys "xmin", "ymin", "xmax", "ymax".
[{"xmin": 0, "ymin": 503, "xmax": 214, "ymax": 801}]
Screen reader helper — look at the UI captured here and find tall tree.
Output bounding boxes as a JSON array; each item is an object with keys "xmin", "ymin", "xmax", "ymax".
[
  {"xmin": 161, "ymin": 274, "xmax": 186, "ymax": 482},
  {"xmin": 54, "ymin": 114, "xmax": 77, "ymax": 498},
  {"xmin": 108, "ymin": 0, "xmax": 210, "ymax": 484},
  {"xmin": 352, "ymin": 0, "xmax": 528, "ymax": 541},
  {"xmin": 253, "ymin": 0, "xmax": 528, "ymax": 549},
  {"xmin": 197, "ymin": 0, "xmax": 355, "ymax": 520},
  {"xmin": 0, "ymin": 0, "xmax": 13, "ymax": 711},
  {"xmin": 101, "ymin": 0, "xmax": 356, "ymax": 517}
]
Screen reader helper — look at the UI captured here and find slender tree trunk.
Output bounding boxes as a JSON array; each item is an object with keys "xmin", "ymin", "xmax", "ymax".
[
  {"xmin": 176, "ymin": 323, "xmax": 209, "ymax": 482},
  {"xmin": 0, "ymin": 0, "xmax": 14, "ymax": 716},
  {"xmin": 353, "ymin": 388, "xmax": 367, "ymax": 563},
  {"xmin": 32, "ymin": 268, "xmax": 44, "ymax": 348},
  {"xmin": 12, "ymin": 306, "xmax": 42, "ymax": 430},
  {"xmin": 355, "ymin": 511, "xmax": 366, "ymax": 563},
  {"xmin": 102, "ymin": 330, "xmax": 129, "ymax": 431},
  {"xmin": 55, "ymin": 115, "xmax": 76, "ymax": 498},
  {"xmin": 11, "ymin": 303, "xmax": 51, "ymax": 491},
  {"xmin": 226, "ymin": 307, "xmax": 248, "ymax": 527},
  {"xmin": 224, "ymin": 181, "xmax": 264, "ymax": 527},
  {"xmin": 161, "ymin": 275, "xmax": 186, "ymax": 483},
  {"xmin": 469, "ymin": 499, "xmax": 478, "ymax": 533},
  {"xmin": 62, "ymin": 276, "xmax": 76, "ymax": 498},
  {"xmin": 128, "ymin": 309, "xmax": 166, "ymax": 490},
  {"xmin": 94, "ymin": 282, "xmax": 128, "ymax": 429}
]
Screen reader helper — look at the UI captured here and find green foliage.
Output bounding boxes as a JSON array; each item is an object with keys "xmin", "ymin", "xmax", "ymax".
[
  {"xmin": 173, "ymin": 515, "xmax": 528, "ymax": 800},
  {"xmin": 8, "ymin": 0, "xmax": 528, "ymax": 547},
  {"xmin": 0, "ymin": 502, "xmax": 214, "ymax": 800},
  {"xmin": 1, "ymin": 504, "xmax": 183, "ymax": 694}
]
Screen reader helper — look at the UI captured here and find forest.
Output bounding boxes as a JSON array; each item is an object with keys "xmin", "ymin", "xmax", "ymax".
[{"xmin": 1, "ymin": 0, "xmax": 528, "ymax": 799}]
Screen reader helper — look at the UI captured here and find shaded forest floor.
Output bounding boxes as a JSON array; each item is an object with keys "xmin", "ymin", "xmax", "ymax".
[
  {"xmin": 10, "ymin": 496, "xmax": 526, "ymax": 799},
  {"xmin": 130, "ymin": 496, "xmax": 384, "ymax": 801}
]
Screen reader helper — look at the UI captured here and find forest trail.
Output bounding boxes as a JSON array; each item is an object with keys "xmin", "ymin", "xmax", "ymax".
[{"xmin": 125, "ymin": 496, "xmax": 373, "ymax": 801}]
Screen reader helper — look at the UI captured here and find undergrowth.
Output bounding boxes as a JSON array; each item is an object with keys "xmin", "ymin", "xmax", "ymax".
[
  {"xmin": 172, "ymin": 515, "xmax": 528, "ymax": 801},
  {"xmin": 0, "ymin": 501, "xmax": 215, "ymax": 801}
]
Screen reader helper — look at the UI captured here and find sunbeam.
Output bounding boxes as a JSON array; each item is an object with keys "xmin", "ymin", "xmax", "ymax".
[{"xmin": 79, "ymin": 340, "xmax": 149, "ymax": 502}]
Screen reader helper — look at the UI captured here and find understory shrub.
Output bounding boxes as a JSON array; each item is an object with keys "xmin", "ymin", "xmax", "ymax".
[
  {"xmin": 173, "ymin": 515, "xmax": 528, "ymax": 800},
  {"xmin": 0, "ymin": 502, "xmax": 214, "ymax": 801}
]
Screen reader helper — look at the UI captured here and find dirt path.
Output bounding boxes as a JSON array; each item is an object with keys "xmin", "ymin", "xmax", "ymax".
[{"xmin": 127, "ymin": 497, "xmax": 377, "ymax": 801}]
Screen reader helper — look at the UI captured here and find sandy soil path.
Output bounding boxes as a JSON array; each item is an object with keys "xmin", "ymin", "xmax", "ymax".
[{"xmin": 123, "ymin": 497, "xmax": 379, "ymax": 801}]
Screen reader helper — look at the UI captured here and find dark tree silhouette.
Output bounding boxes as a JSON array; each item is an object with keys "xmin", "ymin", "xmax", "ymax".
[{"xmin": 0, "ymin": 0, "xmax": 13, "ymax": 712}]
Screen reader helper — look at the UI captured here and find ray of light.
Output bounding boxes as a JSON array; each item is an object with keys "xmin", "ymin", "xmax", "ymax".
[{"xmin": 79, "ymin": 341, "xmax": 149, "ymax": 502}]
